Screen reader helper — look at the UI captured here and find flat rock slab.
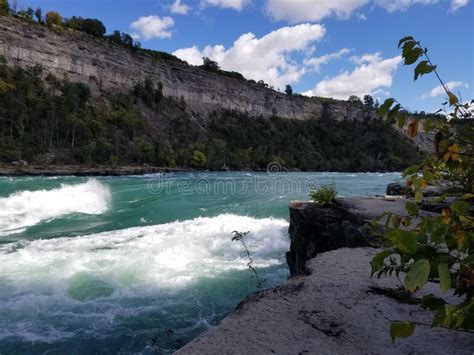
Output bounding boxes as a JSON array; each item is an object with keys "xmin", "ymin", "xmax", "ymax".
[
  {"xmin": 175, "ymin": 248, "xmax": 473, "ymax": 355},
  {"xmin": 336, "ymin": 196, "xmax": 436, "ymax": 221}
]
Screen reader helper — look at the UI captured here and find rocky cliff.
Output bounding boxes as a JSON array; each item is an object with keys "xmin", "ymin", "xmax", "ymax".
[{"xmin": 0, "ymin": 16, "xmax": 377, "ymax": 121}]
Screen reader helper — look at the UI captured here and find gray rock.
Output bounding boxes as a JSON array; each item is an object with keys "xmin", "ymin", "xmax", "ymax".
[
  {"xmin": 175, "ymin": 248, "xmax": 473, "ymax": 355},
  {"xmin": 0, "ymin": 17, "xmax": 377, "ymax": 122},
  {"xmin": 386, "ymin": 182, "xmax": 410, "ymax": 196},
  {"xmin": 286, "ymin": 200, "xmax": 374, "ymax": 275}
]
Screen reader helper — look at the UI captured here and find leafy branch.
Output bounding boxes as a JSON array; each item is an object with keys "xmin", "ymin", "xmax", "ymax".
[{"xmin": 373, "ymin": 36, "xmax": 474, "ymax": 341}]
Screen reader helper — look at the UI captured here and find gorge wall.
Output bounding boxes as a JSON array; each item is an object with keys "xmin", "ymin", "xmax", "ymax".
[{"xmin": 0, "ymin": 16, "xmax": 377, "ymax": 121}]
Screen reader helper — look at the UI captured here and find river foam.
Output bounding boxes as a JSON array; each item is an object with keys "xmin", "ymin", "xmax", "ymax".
[
  {"xmin": 0, "ymin": 214, "xmax": 289, "ymax": 344},
  {"xmin": 0, "ymin": 179, "xmax": 111, "ymax": 236}
]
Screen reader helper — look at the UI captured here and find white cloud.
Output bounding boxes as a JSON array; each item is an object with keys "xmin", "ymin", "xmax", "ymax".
[
  {"xmin": 450, "ymin": 0, "xmax": 470, "ymax": 11},
  {"xmin": 266, "ymin": 0, "xmax": 369, "ymax": 22},
  {"xmin": 202, "ymin": 0, "xmax": 250, "ymax": 11},
  {"xmin": 304, "ymin": 48, "xmax": 351, "ymax": 72},
  {"xmin": 130, "ymin": 15, "xmax": 175, "ymax": 40},
  {"xmin": 425, "ymin": 81, "xmax": 469, "ymax": 98},
  {"xmin": 173, "ymin": 23, "xmax": 326, "ymax": 88},
  {"xmin": 265, "ymin": 0, "xmax": 468, "ymax": 22},
  {"xmin": 374, "ymin": 0, "xmax": 437, "ymax": 12},
  {"xmin": 170, "ymin": 0, "xmax": 191, "ymax": 14},
  {"xmin": 304, "ymin": 53, "xmax": 402, "ymax": 100}
]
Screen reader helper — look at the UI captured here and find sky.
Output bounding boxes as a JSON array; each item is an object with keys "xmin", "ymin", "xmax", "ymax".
[{"xmin": 17, "ymin": 0, "xmax": 474, "ymax": 113}]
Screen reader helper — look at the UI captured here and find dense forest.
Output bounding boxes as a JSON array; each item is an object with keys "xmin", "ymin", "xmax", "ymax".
[{"xmin": 0, "ymin": 58, "xmax": 420, "ymax": 171}]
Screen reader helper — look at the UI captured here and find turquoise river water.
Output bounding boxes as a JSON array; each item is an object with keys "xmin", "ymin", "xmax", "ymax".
[{"xmin": 0, "ymin": 172, "xmax": 402, "ymax": 354}]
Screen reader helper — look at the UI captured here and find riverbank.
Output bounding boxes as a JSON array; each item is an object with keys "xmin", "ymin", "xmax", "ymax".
[
  {"xmin": 0, "ymin": 164, "xmax": 196, "ymax": 176},
  {"xmin": 0, "ymin": 163, "xmax": 408, "ymax": 177}
]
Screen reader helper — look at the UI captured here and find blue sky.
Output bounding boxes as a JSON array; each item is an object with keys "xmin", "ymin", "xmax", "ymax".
[{"xmin": 19, "ymin": 0, "xmax": 474, "ymax": 112}]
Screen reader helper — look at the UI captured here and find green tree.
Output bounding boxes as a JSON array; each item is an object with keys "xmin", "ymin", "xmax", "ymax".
[
  {"xmin": 200, "ymin": 57, "xmax": 220, "ymax": 72},
  {"xmin": 34, "ymin": 8, "xmax": 42, "ymax": 23},
  {"xmin": 45, "ymin": 11, "xmax": 63, "ymax": 29},
  {"xmin": 17, "ymin": 7, "xmax": 34, "ymax": 21},
  {"xmin": 67, "ymin": 17, "xmax": 106, "ymax": 37},
  {"xmin": 285, "ymin": 84, "xmax": 293, "ymax": 96},
  {"xmin": 348, "ymin": 95, "xmax": 363, "ymax": 104},
  {"xmin": 372, "ymin": 36, "xmax": 473, "ymax": 341},
  {"xmin": 192, "ymin": 150, "xmax": 207, "ymax": 168},
  {"xmin": 0, "ymin": 0, "xmax": 11, "ymax": 15},
  {"xmin": 363, "ymin": 94, "xmax": 374, "ymax": 107}
]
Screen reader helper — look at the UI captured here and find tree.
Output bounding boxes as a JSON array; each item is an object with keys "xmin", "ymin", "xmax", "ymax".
[
  {"xmin": 363, "ymin": 94, "xmax": 374, "ymax": 107},
  {"xmin": 34, "ymin": 8, "xmax": 42, "ymax": 23},
  {"xmin": 192, "ymin": 150, "xmax": 207, "ymax": 168},
  {"xmin": 17, "ymin": 7, "xmax": 34, "ymax": 21},
  {"xmin": 45, "ymin": 11, "xmax": 62, "ymax": 28},
  {"xmin": 348, "ymin": 95, "xmax": 363, "ymax": 104},
  {"xmin": 67, "ymin": 17, "xmax": 106, "ymax": 38},
  {"xmin": 285, "ymin": 84, "xmax": 293, "ymax": 96},
  {"xmin": 0, "ymin": 0, "xmax": 11, "ymax": 15},
  {"xmin": 201, "ymin": 57, "xmax": 220, "ymax": 72}
]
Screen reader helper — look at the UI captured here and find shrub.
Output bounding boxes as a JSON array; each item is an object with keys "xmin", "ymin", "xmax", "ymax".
[{"xmin": 310, "ymin": 183, "xmax": 337, "ymax": 206}]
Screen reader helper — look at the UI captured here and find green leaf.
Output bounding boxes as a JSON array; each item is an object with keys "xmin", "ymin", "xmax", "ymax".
[
  {"xmin": 406, "ymin": 201, "xmax": 419, "ymax": 216},
  {"xmin": 421, "ymin": 294, "xmax": 446, "ymax": 311},
  {"xmin": 405, "ymin": 259, "xmax": 430, "ymax": 292},
  {"xmin": 389, "ymin": 229, "xmax": 417, "ymax": 254},
  {"xmin": 390, "ymin": 322, "xmax": 415, "ymax": 342},
  {"xmin": 404, "ymin": 47, "xmax": 423, "ymax": 65},
  {"xmin": 402, "ymin": 41, "xmax": 416, "ymax": 56},
  {"xmin": 451, "ymin": 200, "xmax": 470, "ymax": 214},
  {"xmin": 461, "ymin": 193, "xmax": 474, "ymax": 200},
  {"xmin": 388, "ymin": 103, "xmax": 401, "ymax": 118},
  {"xmin": 422, "ymin": 167, "xmax": 433, "ymax": 182},
  {"xmin": 415, "ymin": 191, "xmax": 423, "ymax": 203},
  {"xmin": 398, "ymin": 36, "xmax": 415, "ymax": 48},
  {"xmin": 371, "ymin": 250, "xmax": 392, "ymax": 275},
  {"xmin": 403, "ymin": 164, "xmax": 419, "ymax": 177},
  {"xmin": 414, "ymin": 60, "xmax": 436, "ymax": 80},
  {"xmin": 448, "ymin": 92, "xmax": 458, "ymax": 106},
  {"xmin": 438, "ymin": 263, "xmax": 451, "ymax": 293},
  {"xmin": 431, "ymin": 225, "xmax": 449, "ymax": 244},
  {"xmin": 398, "ymin": 112, "xmax": 408, "ymax": 128},
  {"xmin": 379, "ymin": 98, "xmax": 395, "ymax": 117}
]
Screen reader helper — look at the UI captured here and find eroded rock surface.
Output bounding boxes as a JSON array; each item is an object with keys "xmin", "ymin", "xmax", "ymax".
[{"xmin": 175, "ymin": 248, "xmax": 473, "ymax": 355}]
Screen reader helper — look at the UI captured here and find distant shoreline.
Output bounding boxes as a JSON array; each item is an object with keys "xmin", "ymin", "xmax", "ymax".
[
  {"xmin": 0, "ymin": 164, "xmax": 402, "ymax": 177},
  {"xmin": 0, "ymin": 164, "xmax": 197, "ymax": 177}
]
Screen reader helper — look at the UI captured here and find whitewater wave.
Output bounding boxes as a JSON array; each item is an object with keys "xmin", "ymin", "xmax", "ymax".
[
  {"xmin": 0, "ymin": 179, "xmax": 111, "ymax": 236},
  {"xmin": 0, "ymin": 214, "xmax": 289, "ymax": 343}
]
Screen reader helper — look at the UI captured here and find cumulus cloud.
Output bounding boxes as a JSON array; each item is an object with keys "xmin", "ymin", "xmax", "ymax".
[
  {"xmin": 202, "ymin": 0, "xmax": 250, "ymax": 11},
  {"xmin": 304, "ymin": 48, "xmax": 351, "ymax": 72},
  {"xmin": 304, "ymin": 53, "xmax": 402, "ymax": 99},
  {"xmin": 170, "ymin": 0, "xmax": 191, "ymax": 14},
  {"xmin": 425, "ymin": 81, "xmax": 469, "ymax": 98},
  {"xmin": 130, "ymin": 15, "xmax": 174, "ymax": 40},
  {"xmin": 173, "ymin": 23, "xmax": 326, "ymax": 88},
  {"xmin": 265, "ymin": 0, "xmax": 468, "ymax": 22},
  {"xmin": 265, "ymin": 0, "xmax": 369, "ymax": 22}
]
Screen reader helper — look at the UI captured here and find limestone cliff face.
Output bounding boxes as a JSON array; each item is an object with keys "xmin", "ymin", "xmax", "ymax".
[{"xmin": 0, "ymin": 16, "xmax": 377, "ymax": 121}]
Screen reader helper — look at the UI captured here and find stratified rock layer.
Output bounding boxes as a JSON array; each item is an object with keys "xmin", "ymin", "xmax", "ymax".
[
  {"xmin": 175, "ymin": 248, "xmax": 473, "ymax": 355},
  {"xmin": 0, "ymin": 16, "xmax": 378, "ymax": 121}
]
